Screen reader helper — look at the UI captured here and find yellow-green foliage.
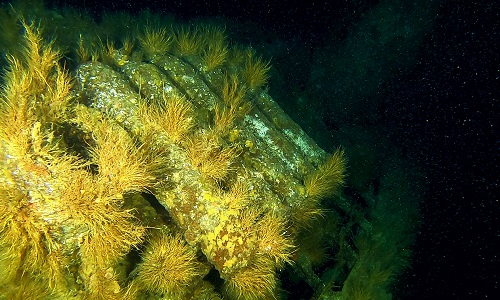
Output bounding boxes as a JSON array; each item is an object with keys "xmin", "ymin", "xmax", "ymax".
[
  {"xmin": 0, "ymin": 53, "xmax": 82, "ymax": 292},
  {"xmin": 242, "ymin": 49, "xmax": 271, "ymax": 90},
  {"xmin": 186, "ymin": 131, "xmax": 241, "ymax": 180},
  {"xmin": 175, "ymin": 25, "xmax": 204, "ymax": 56},
  {"xmin": 139, "ymin": 27, "xmax": 173, "ymax": 58},
  {"xmin": 11, "ymin": 34, "xmax": 53, "ymax": 93},
  {"xmin": 221, "ymin": 180, "xmax": 251, "ymax": 210},
  {"xmin": 121, "ymin": 35, "xmax": 135, "ymax": 56},
  {"xmin": 201, "ymin": 25, "xmax": 228, "ymax": 71},
  {"xmin": 191, "ymin": 280, "xmax": 223, "ymax": 300},
  {"xmin": 0, "ymin": 21, "xmax": 154, "ymax": 298},
  {"xmin": 0, "ymin": 23, "xmax": 75, "ymax": 292},
  {"xmin": 76, "ymin": 34, "xmax": 91, "ymax": 62},
  {"xmin": 135, "ymin": 232, "xmax": 204, "ymax": 296},
  {"xmin": 3, "ymin": 21, "xmax": 71, "ymax": 124},
  {"xmin": 0, "ymin": 265, "xmax": 59, "ymax": 300},
  {"xmin": 91, "ymin": 126, "xmax": 156, "ymax": 193},
  {"xmin": 0, "ymin": 186, "xmax": 67, "ymax": 291},
  {"xmin": 0, "ymin": 4, "xmax": 421, "ymax": 300},
  {"xmin": 214, "ymin": 75, "xmax": 251, "ymax": 135},
  {"xmin": 224, "ymin": 257, "xmax": 277, "ymax": 300},
  {"xmin": 256, "ymin": 212, "xmax": 295, "ymax": 269},
  {"xmin": 222, "ymin": 75, "xmax": 247, "ymax": 107},
  {"xmin": 304, "ymin": 147, "xmax": 346, "ymax": 200},
  {"xmin": 291, "ymin": 148, "xmax": 346, "ymax": 228},
  {"xmin": 140, "ymin": 93, "xmax": 195, "ymax": 144}
]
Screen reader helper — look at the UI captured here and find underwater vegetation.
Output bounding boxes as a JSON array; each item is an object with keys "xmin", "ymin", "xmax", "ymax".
[{"xmin": 0, "ymin": 2, "xmax": 421, "ymax": 300}]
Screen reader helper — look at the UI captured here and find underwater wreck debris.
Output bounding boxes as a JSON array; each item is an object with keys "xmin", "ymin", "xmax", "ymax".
[
  {"xmin": 0, "ymin": 18, "xmax": 337, "ymax": 299},
  {"xmin": 0, "ymin": 4, "xmax": 418, "ymax": 299},
  {"xmin": 74, "ymin": 36, "xmax": 337, "ymax": 281},
  {"xmin": 0, "ymin": 21, "xmax": 150, "ymax": 299}
]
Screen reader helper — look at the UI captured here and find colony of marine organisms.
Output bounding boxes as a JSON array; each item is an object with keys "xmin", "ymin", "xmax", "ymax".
[
  {"xmin": 0, "ymin": 15, "xmax": 347, "ymax": 299},
  {"xmin": 0, "ymin": 2, "xmax": 422, "ymax": 298}
]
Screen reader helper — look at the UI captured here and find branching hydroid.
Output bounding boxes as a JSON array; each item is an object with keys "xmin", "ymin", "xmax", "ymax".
[
  {"xmin": 135, "ymin": 233, "xmax": 203, "ymax": 295},
  {"xmin": 304, "ymin": 147, "xmax": 346, "ymax": 200},
  {"xmin": 175, "ymin": 25, "xmax": 204, "ymax": 56},
  {"xmin": 224, "ymin": 257, "xmax": 277, "ymax": 300},
  {"xmin": 257, "ymin": 212, "xmax": 295, "ymax": 268},
  {"xmin": 242, "ymin": 49, "xmax": 270, "ymax": 90},
  {"xmin": 201, "ymin": 25, "xmax": 228, "ymax": 71},
  {"xmin": 186, "ymin": 131, "xmax": 240, "ymax": 180},
  {"xmin": 214, "ymin": 75, "xmax": 251, "ymax": 135},
  {"xmin": 139, "ymin": 27, "xmax": 172, "ymax": 58},
  {"xmin": 139, "ymin": 93, "xmax": 195, "ymax": 144}
]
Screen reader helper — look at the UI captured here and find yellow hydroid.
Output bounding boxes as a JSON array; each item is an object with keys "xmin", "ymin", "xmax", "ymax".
[
  {"xmin": 0, "ymin": 21, "xmax": 78, "ymax": 293},
  {"xmin": 160, "ymin": 94, "xmax": 195, "ymax": 143},
  {"xmin": 304, "ymin": 147, "xmax": 346, "ymax": 200},
  {"xmin": 90, "ymin": 124, "xmax": 157, "ymax": 194},
  {"xmin": 139, "ymin": 27, "xmax": 172, "ymax": 58},
  {"xmin": 135, "ymin": 233, "xmax": 203, "ymax": 295},
  {"xmin": 0, "ymin": 22, "xmax": 155, "ymax": 298},
  {"xmin": 214, "ymin": 75, "xmax": 251, "ymax": 136},
  {"xmin": 203, "ymin": 42, "xmax": 228, "ymax": 71},
  {"xmin": 175, "ymin": 26, "xmax": 204, "ymax": 56},
  {"xmin": 242, "ymin": 49, "xmax": 271, "ymax": 90},
  {"xmin": 139, "ymin": 93, "xmax": 195, "ymax": 144},
  {"xmin": 291, "ymin": 148, "xmax": 346, "ymax": 228},
  {"xmin": 201, "ymin": 25, "xmax": 228, "ymax": 71},
  {"xmin": 187, "ymin": 131, "xmax": 241, "ymax": 180},
  {"xmin": 76, "ymin": 34, "xmax": 91, "ymax": 62},
  {"xmin": 224, "ymin": 257, "xmax": 277, "ymax": 300},
  {"xmin": 1, "ymin": 21, "xmax": 72, "ymax": 126},
  {"xmin": 257, "ymin": 212, "xmax": 295, "ymax": 268},
  {"xmin": 222, "ymin": 180, "xmax": 251, "ymax": 210}
]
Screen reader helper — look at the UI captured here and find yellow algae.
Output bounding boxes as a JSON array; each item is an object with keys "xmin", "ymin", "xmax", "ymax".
[
  {"xmin": 220, "ymin": 212, "xmax": 230, "ymax": 223},
  {"xmin": 226, "ymin": 241, "xmax": 236, "ymax": 254},
  {"xmin": 245, "ymin": 139, "xmax": 254, "ymax": 149},
  {"xmin": 207, "ymin": 206, "xmax": 219, "ymax": 216},
  {"xmin": 202, "ymin": 190, "xmax": 224, "ymax": 205},
  {"xmin": 223, "ymin": 256, "xmax": 238, "ymax": 269},
  {"xmin": 134, "ymin": 233, "xmax": 203, "ymax": 296},
  {"xmin": 229, "ymin": 128, "xmax": 240, "ymax": 142}
]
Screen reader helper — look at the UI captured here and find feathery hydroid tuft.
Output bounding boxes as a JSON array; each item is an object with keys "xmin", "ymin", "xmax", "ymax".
[
  {"xmin": 224, "ymin": 257, "xmax": 277, "ymax": 300},
  {"xmin": 139, "ymin": 27, "xmax": 172, "ymax": 58},
  {"xmin": 175, "ymin": 26, "xmax": 204, "ymax": 56},
  {"xmin": 242, "ymin": 49, "xmax": 270, "ymax": 90},
  {"xmin": 304, "ymin": 147, "xmax": 346, "ymax": 200},
  {"xmin": 187, "ymin": 131, "xmax": 240, "ymax": 180},
  {"xmin": 257, "ymin": 212, "xmax": 295, "ymax": 268},
  {"xmin": 135, "ymin": 233, "xmax": 203, "ymax": 295}
]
